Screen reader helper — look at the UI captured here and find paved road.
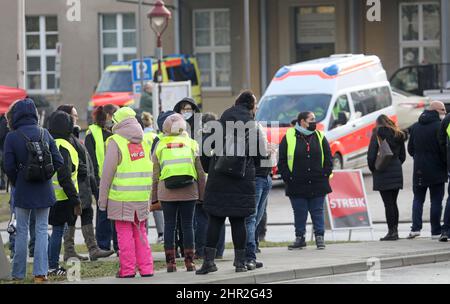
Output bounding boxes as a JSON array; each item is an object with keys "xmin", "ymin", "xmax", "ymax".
[
  {"xmin": 266, "ymin": 154, "xmax": 433, "ymax": 224},
  {"xmin": 278, "ymin": 261, "xmax": 450, "ymax": 284}
]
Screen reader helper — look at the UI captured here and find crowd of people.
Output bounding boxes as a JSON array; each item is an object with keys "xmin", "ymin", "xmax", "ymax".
[{"xmin": 2, "ymin": 91, "xmax": 450, "ymax": 283}]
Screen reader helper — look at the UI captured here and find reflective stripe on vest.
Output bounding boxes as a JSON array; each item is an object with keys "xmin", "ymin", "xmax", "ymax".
[
  {"xmin": 447, "ymin": 123, "xmax": 450, "ymax": 139},
  {"xmin": 52, "ymin": 139, "xmax": 79, "ymax": 201},
  {"xmin": 106, "ymin": 134, "xmax": 152, "ymax": 202},
  {"xmin": 87, "ymin": 124, "xmax": 105, "ymax": 177},
  {"xmin": 155, "ymin": 135, "xmax": 198, "ymax": 181},
  {"xmin": 286, "ymin": 128, "xmax": 324, "ymax": 173}
]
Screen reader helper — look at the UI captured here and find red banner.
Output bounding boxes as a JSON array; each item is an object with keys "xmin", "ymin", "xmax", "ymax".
[{"xmin": 326, "ymin": 170, "xmax": 372, "ymax": 229}]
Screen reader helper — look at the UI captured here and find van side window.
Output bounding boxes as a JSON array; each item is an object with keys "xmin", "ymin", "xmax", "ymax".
[
  {"xmin": 351, "ymin": 86, "xmax": 392, "ymax": 117},
  {"xmin": 329, "ymin": 95, "xmax": 350, "ymax": 130}
]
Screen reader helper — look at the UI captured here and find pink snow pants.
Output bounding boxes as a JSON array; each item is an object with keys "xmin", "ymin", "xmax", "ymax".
[{"xmin": 115, "ymin": 215, "xmax": 154, "ymax": 277}]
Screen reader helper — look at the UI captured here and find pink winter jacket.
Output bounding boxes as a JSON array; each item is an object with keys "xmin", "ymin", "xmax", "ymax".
[
  {"xmin": 151, "ymin": 113, "xmax": 206, "ymax": 203},
  {"xmin": 98, "ymin": 117, "xmax": 150, "ymax": 222}
]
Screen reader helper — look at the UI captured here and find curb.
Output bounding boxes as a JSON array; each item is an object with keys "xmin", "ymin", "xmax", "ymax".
[{"xmin": 198, "ymin": 250, "xmax": 450, "ymax": 284}]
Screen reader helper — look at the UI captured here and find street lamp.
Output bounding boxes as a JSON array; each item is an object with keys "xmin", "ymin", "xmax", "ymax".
[{"xmin": 147, "ymin": 0, "xmax": 171, "ymax": 114}]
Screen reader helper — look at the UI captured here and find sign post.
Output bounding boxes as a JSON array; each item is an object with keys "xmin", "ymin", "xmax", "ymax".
[
  {"xmin": 131, "ymin": 58, "xmax": 152, "ymax": 109},
  {"xmin": 325, "ymin": 169, "xmax": 374, "ymax": 241}
]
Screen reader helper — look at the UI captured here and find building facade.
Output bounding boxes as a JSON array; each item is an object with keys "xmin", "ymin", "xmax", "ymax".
[{"xmin": 1, "ymin": 0, "xmax": 449, "ymax": 123}]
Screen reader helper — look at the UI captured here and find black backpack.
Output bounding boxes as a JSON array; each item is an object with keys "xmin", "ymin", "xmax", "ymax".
[{"xmin": 18, "ymin": 128, "xmax": 55, "ymax": 182}]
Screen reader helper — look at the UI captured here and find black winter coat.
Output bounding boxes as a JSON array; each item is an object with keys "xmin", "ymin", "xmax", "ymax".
[
  {"xmin": 367, "ymin": 127, "xmax": 406, "ymax": 191},
  {"xmin": 439, "ymin": 113, "xmax": 450, "ymax": 172},
  {"xmin": 408, "ymin": 110, "xmax": 447, "ymax": 187},
  {"xmin": 70, "ymin": 134, "xmax": 98, "ymax": 209},
  {"xmin": 203, "ymin": 104, "xmax": 266, "ymax": 218},
  {"xmin": 278, "ymin": 129, "xmax": 333, "ymax": 198},
  {"xmin": 48, "ymin": 111, "xmax": 81, "ymax": 226}
]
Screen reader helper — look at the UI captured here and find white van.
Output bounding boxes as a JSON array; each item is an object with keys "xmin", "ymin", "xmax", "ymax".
[{"xmin": 256, "ymin": 54, "xmax": 396, "ymax": 170}]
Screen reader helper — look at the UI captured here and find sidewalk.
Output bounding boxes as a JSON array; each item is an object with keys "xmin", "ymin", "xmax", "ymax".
[{"xmin": 73, "ymin": 239, "xmax": 450, "ymax": 284}]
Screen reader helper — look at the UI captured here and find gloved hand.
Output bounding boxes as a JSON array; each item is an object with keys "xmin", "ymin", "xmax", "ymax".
[{"xmin": 74, "ymin": 200, "xmax": 83, "ymax": 216}]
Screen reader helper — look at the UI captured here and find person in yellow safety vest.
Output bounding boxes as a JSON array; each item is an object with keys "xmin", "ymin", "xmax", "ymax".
[
  {"xmin": 97, "ymin": 107, "xmax": 154, "ymax": 278},
  {"xmin": 47, "ymin": 110, "xmax": 83, "ymax": 277},
  {"xmin": 278, "ymin": 111, "xmax": 333, "ymax": 251},
  {"xmin": 85, "ymin": 104, "xmax": 119, "ymax": 254},
  {"xmin": 151, "ymin": 112, "xmax": 206, "ymax": 273}
]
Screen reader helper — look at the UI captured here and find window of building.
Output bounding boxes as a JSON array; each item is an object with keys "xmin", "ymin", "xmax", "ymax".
[
  {"xmin": 294, "ymin": 6, "xmax": 336, "ymax": 62},
  {"xmin": 351, "ymin": 86, "xmax": 392, "ymax": 117},
  {"xmin": 25, "ymin": 16, "xmax": 59, "ymax": 93},
  {"xmin": 100, "ymin": 13, "xmax": 137, "ymax": 70},
  {"xmin": 193, "ymin": 9, "xmax": 231, "ymax": 90},
  {"xmin": 400, "ymin": 2, "xmax": 440, "ymax": 66}
]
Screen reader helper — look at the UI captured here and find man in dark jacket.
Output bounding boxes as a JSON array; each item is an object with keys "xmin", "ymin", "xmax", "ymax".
[
  {"xmin": 278, "ymin": 111, "xmax": 333, "ymax": 250},
  {"xmin": 47, "ymin": 110, "xmax": 83, "ymax": 276},
  {"xmin": 438, "ymin": 102, "xmax": 450, "ymax": 242},
  {"xmin": 4, "ymin": 98, "xmax": 64, "ymax": 282},
  {"xmin": 408, "ymin": 101, "xmax": 447, "ymax": 240}
]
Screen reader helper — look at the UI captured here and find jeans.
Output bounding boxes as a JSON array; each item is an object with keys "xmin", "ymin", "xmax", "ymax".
[
  {"xmin": 161, "ymin": 201, "xmax": 196, "ymax": 250},
  {"xmin": 194, "ymin": 204, "xmax": 225, "ymax": 257},
  {"xmin": 96, "ymin": 206, "xmax": 118, "ymax": 251},
  {"xmin": 412, "ymin": 184, "xmax": 444, "ymax": 235},
  {"xmin": 379, "ymin": 189, "xmax": 400, "ymax": 230},
  {"xmin": 28, "ymin": 209, "xmax": 36, "ymax": 254},
  {"xmin": 289, "ymin": 196, "xmax": 325, "ymax": 237},
  {"xmin": 246, "ymin": 175, "xmax": 272, "ymax": 260},
  {"xmin": 48, "ymin": 225, "xmax": 66, "ymax": 269},
  {"xmin": 12, "ymin": 207, "xmax": 50, "ymax": 279}
]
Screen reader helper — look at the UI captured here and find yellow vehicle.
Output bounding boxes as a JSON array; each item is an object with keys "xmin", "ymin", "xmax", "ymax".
[{"xmin": 88, "ymin": 54, "xmax": 203, "ymax": 119}]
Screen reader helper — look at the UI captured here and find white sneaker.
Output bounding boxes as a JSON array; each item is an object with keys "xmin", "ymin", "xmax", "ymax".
[
  {"xmin": 431, "ymin": 234, "xmax": 441, "ymax": 240},
  {"xmin": 156, "ymin": 236, "xmax": 164, "ymax": 244},
  {"xmin": 407, "ymin": 231, "xmax": 421, "ymax": 239}
]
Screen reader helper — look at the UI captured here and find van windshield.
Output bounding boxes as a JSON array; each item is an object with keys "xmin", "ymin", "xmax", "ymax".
[
  {"xmin": 256, "ymin": 94, "xmax": 332, "ymax": 126},
  {"xmin": 96, "ymin": 70, "xmax": 133, "ymax": 93}
]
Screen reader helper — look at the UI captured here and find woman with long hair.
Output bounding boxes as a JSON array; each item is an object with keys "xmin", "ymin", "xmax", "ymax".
[{"xmin": 367, "ymin": 114, "xmax": 406, "ymax": 241}]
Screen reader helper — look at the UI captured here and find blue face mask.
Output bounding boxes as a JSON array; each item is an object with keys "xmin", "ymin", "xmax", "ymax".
[{"xmin": 295, "ymin": 122, "xmax": 315, "ymax": 136}]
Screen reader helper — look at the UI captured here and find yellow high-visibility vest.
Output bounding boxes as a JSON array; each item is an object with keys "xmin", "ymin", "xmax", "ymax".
[
  {"xmin": 143, "ymin": 132, "xmax": 157, "ymax": 148},
  {"xmin": 53, "ymin": 139, "xmax": 79, "ymax": 201},
  {"xmin": 286, "ymin": 128, "xmax": 324, "ymax": 173},
  {"xmin": 155, "ymin": 134, "xmax": 198, "ymax": 181},
  {"xmin": 86, "ymin": 124, "xmax": 105, "ymax": 177},
  {"xmin": 107, "ymin": 134, "xmax": 152, "ymax": 202}
]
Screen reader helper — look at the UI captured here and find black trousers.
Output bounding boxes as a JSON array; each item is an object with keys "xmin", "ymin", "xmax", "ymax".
[
  {"xmin": 206, "ymin": 215, "xmax": 246, "ymax": 250},
  {"xmin": 379, "ymin": 189, "xmax": 400, "ymax": 230}
]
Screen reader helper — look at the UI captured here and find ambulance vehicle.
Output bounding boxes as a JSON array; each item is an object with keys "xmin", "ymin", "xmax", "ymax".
[{"xmin": 255, "ymin": 54, "xmax": 396, "ymax": 173}]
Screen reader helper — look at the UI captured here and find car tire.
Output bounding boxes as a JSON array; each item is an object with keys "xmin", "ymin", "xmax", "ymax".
[{"xmin": 332, "ymin": 153, "xmax": 343, "ymax": 170}]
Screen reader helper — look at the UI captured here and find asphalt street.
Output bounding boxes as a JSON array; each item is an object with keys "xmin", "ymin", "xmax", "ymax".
[{"xmin": 278, "ymin": 261, "xmax": 450, "ymax": 284}]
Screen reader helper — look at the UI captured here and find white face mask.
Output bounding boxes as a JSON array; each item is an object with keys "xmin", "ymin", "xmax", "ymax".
[
  {"xmin": 440, "ymin": 114, "xmax": 446, "ymax": 120},
  {"xmin": 182, "ymin": 112, "xmax": 193, "ymax": 120}
]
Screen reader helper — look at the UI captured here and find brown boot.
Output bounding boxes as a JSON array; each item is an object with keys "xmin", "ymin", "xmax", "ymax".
[
  {"xmin": 63, "ymin": 226, "xmax": 88, "ymax": 262},
  {"xmin": 184, "ymin": 249, "xmax": 196, "ymax": 272},
  {"xmin": 165, "ymin": 249, "xmax": 177, "ymax": 272},
  {"xmin": 81, "ymin": 224, "xmax": 115, "ymax": 261}
]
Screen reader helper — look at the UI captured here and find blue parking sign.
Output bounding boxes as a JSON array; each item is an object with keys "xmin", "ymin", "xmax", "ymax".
[{"xmin": 132, "ymin": 59, "xmax": 152, "ymax": 82}]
